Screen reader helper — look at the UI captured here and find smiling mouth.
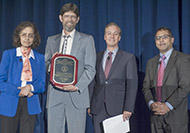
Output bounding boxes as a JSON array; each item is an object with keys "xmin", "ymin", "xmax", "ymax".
[
  {"xmin": 67, "ymin": 22, "xmax": 74, "ymax": 25},
  {"xmin": 24, "ymin": 42, "xmax": 31, "ymax": 44},
  {"xmin": 159, "ymin": 43, "xmax": 165, "ymax": 46},
  {"xmin": 109, "ymin": 39, "xmax": 115, "ymax": 41}
]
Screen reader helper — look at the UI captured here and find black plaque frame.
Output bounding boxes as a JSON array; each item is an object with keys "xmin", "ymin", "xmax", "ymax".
[{"xmin": 50, "ymin": 54, "xmax": 78, "ymax": 87}]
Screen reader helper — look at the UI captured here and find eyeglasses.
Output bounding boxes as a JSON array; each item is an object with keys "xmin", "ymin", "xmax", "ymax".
[
  {"xmin": 106, "ymin": 31, "xmax": 120, "ymax": 36},
  {"xmin": 20, "ymin": 33, "xmax": 34, "ymax": 39},
  {"xmin": 63, "ymin": 15, "xmax": 77, "ymax": 19},
  {"xmin": 155, "ymin": 35, "xmax": 171, "ymax": 40}
]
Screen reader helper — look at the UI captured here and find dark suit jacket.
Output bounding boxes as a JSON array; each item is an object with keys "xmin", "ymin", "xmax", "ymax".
[
  {"xmin": 89, "ymin": 49, "xmax": 138, "ymax": 116},
  {"xmin": 142, "ymin": 49, "xmax": 190, "ymax": 124}
]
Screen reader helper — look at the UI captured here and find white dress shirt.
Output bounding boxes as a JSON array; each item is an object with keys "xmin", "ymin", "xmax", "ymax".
[
  {"xmin": 16, "ymin": 47, "xmax": 34, "ymax": 91},
  {"xmin": 59, "ymin": 29, "xmax": 75, "ymax": 55}
]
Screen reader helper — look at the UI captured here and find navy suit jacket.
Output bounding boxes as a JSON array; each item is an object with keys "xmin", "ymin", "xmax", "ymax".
[
  {"xmin": 89, "ymin": 49, "xmax": 138, "ymax": 116},
  {"xmin": 0, "ymin": 48, "xmax": 45, "ymax": 117}
]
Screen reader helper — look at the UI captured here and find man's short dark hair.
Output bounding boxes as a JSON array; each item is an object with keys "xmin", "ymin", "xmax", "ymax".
[
  {"xmin": 60, "ymin": 3, "xmax": 79, "ymax": 17},
  {"xmin": 155, "ymin": 27, "xmax": 173, "ymax": 37}
]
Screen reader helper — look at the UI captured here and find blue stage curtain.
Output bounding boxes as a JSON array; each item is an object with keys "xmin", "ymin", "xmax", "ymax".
[{"xmin": 0, "ymin": 0, "xmax": 190, "ymax": 133}]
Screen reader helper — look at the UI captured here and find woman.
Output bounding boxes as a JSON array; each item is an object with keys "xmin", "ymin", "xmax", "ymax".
[{"xmin": 0, "ymin": 21, "xmax": 45, "ymax": 133}]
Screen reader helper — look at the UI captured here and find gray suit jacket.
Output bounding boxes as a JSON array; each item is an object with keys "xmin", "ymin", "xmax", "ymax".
[
  {"xmin": 45, "ymin": 30, "xmax": 96, "ymax": 109},
  {"xmin": 142, "ymin": 49, "xmax": 190, "ymax": 124},
  {"xmin": 89, "ymin": 49, "xmax": 138, "ymax": 116}
]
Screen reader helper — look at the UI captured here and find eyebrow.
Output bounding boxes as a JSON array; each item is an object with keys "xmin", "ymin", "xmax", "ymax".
[
  {"xmin": 20, "ymin": 32, "xmax": 34, "ymax": 34},
  {"xmin": 106, "ymin": 31, "xmax": 119, "ymax": 33}
]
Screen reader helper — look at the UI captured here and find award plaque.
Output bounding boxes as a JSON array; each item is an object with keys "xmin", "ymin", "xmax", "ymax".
[{"xmin": 50, "ymin": 54, "xmax": 78, "ymax": 87}]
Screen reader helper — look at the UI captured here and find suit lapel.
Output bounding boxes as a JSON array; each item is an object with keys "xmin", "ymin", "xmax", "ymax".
[
  {"xmin": 153, "ymin": 55, "xmax": 160, "ymax": 86},
  {"xmin": 70, "ymin": 31, "xmax": 81, "ymax": 56},
  {"xmin": 30, "ymin": 52, "xmax": 37, "ymax": 82},
  {"xmin": 97, "ymin": 51, "xmax": 106, "ymax": 81},
  {"xmin": 30, "ymin": 58, "xmax": 35, "ymax": 81},
  {"xmin": 54, "ymin": 34, "xmax": 62, "ymax": 53},
  {"xmin": 163, "ymin": 50, "xmax": 177, "ymax": 85},
  {"xmin": 16, "ymin": 52, "xmax": 23, "ymax": 81}
]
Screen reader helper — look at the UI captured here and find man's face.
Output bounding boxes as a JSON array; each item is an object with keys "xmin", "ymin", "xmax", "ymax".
[
  {"xmin": 104, "ymin": 25, "xmax": 121, "ymax": 49},
  {"xmin": 155, "ymin": 30, "xmax": 174, "ymax": 54},
  {"xmin": 59, "ymin": 11, "xmax": 79, "ymax": 32}
]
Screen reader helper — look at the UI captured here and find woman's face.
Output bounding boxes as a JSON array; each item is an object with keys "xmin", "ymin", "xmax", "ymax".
[{"xmin": 19, "ymin": 27, "xmax": 34, "ymax": 48}]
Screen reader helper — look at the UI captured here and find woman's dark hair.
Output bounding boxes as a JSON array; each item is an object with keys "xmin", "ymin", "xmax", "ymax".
[{"xmin": 13, "ymin": 21, "xmax": 41, "ymax": 48}]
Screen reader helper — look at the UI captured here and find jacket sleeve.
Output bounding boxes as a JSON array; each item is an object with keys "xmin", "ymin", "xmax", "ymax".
[
  {"xmin": 0, "ymin": 51, "xmax": 20, "ymax": 96},
  {"xmin": 124, "ymin": 55, "xmax": 138, "ymax": 113},
  {"xmin": 30, "ymin": 54, "xmax": 46, "ymax": 94},
  {"xmin": 75, "ymin": 35, "xmax": 96, "ymax": 93}
]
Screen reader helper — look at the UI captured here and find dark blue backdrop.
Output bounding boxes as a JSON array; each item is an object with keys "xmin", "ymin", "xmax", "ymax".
[{"xmin": 0, "ymin": 0, "xmax": 190, "ymax": 133}]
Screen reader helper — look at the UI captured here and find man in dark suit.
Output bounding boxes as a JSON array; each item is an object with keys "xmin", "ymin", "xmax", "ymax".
[
  {"xmin": 89, "ymin": 22, "xmax": 138, "ymax": 133},
  {"xmin": 45, "ymin": 3, "xmax": 96, "ymax": 133},
  {"xmin": 142, "ymin": 27, "xmax": 190, "ymax": 133}
]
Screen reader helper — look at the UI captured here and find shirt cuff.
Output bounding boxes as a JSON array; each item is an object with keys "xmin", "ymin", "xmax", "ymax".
[
  {"xmin": 148, "ymin": 100, "xmax": 154, "ymax": 109},
  {"xmin": 75, "ymin": 86, "xmax": 80, "ymax": 93},
  {"xmin": 29, "ymin": 84, "xmax": 34, "ymax": 92},
  {"xmin": 165, "ymin": 102, "xmax": 174, "ymax": 110},
  {"xmin": 48, "ymin": 64, "xmax": 51, "ymax": 73}
]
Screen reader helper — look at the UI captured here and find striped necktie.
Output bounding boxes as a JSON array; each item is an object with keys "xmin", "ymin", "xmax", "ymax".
[{"xmin": 62, "ymin": 35, "xmax": 70, "ymax": 54}]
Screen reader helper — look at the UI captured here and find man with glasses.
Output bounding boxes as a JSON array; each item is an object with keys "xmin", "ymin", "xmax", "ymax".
[
  {"xmin": 142, "ymin": 27, "xmax": 190, "ymax": 133},
  {"xmin": 45, "ymin": 3, "xmax": 96, "ymax": 133}
]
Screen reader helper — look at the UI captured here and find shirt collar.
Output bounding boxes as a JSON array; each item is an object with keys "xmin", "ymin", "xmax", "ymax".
[
  {"xmin": 62, "ymin": 29, "xmax": 75, "ymax": 39},
  {"xmin": 16, "ymin": 47, "xmax": 35, "ymax": 59},
  {"xmin": 105, "ymin": 47, "xmax": 119, "ymax": 56},
  {"xmin": 159, "ymin": 48, "xmax": 173, "ymax": 60}
]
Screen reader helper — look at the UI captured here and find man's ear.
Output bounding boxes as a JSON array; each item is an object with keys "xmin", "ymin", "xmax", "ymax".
[
  {"xmin": 171, "ymin": 37, "xmax": 174, "ymax": 44},
  {"xmin": 76, "ymin": 16, "xmax": 80, "ymax": 23},
  {"xmin": 59, "ymin": 15, "xmax": 63, "ymax": 22}
]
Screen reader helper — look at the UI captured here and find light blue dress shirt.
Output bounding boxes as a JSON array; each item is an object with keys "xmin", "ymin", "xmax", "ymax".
[
  {"xmin": 102, "ymin": 47, "xmax": 118, "ymax": 71},
  {"xmin": 149, "ymin": 48, "xmax": 174, "ymax": 110}
]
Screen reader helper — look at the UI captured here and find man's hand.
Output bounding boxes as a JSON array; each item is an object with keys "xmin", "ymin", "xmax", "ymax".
[
  {"xmin": 151, "ymin": 102, "xmax": 170, "ymax": 115},
  {"xmin": 18, "ymin": 84, "xmax": 31, "ymax": 97},
  {"xmin": 28, "ymin": 92, "xmax": 34, "ymax": 97},
  {"xmin": 150, "ymin": 102, "xmax": 161, "ymax": 111},
  {"xmin": 52, "ymin": 52, "xmax": 59, "ymax": 58},
  {"xmin": 154, "ymin": 103, "xmax": 170, "ymax": 115},
  {"xmin": 55, "ymin": 85, "xmax": 78, "ymax": 92},
  {"xmin": 87, "ymin": 108, "xmax": 92, "ymax": 117},
  {"xmin": 123, "ymin": 111, "xmax": 132, "ymax": 121}
]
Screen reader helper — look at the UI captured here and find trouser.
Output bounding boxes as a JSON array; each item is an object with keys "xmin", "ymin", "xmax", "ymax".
[
  {"xmin": 92, "ymin": 104, "xmax": 111, "ymax": 133},
  {"xmin": 151, "ymin": 115, "xmax": 188, "ymax": 133},
  {"xmin": 47, "ymin": 92, "xmax": 86, "ymax": 133},
  {"xmin": 0, "ymin": 97, "xmax": 36, "ymax": 133}
]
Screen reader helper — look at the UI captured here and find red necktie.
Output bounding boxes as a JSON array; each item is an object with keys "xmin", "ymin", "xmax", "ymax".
[
  {"xmin": 21, "ymin": 47, "xmax": 32, "ymax": 81},
  {"xmin": 156, "ymin": 55, "xmax": 166, "ymax": 102},
  {"xmin": 104, "ymin": 52, "xmax": 113, "ymax": 79}
]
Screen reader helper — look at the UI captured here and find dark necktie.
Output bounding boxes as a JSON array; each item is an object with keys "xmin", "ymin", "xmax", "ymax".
[
  {"xmin": 62, "ymin": 35, "xmax": 70, "ymax": 54},
  {"xmin": 104, "ymin": 52, "xmax": 113, "ymax": 79},
  {"xmin": 156, "ymin": 55, "xmax": 166, "ymax": 102}
]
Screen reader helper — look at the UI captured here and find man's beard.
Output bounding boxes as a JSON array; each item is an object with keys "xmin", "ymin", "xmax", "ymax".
[{"xmin": 64, "ymin": 22, "xmax": 76, "ymax": 32}]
